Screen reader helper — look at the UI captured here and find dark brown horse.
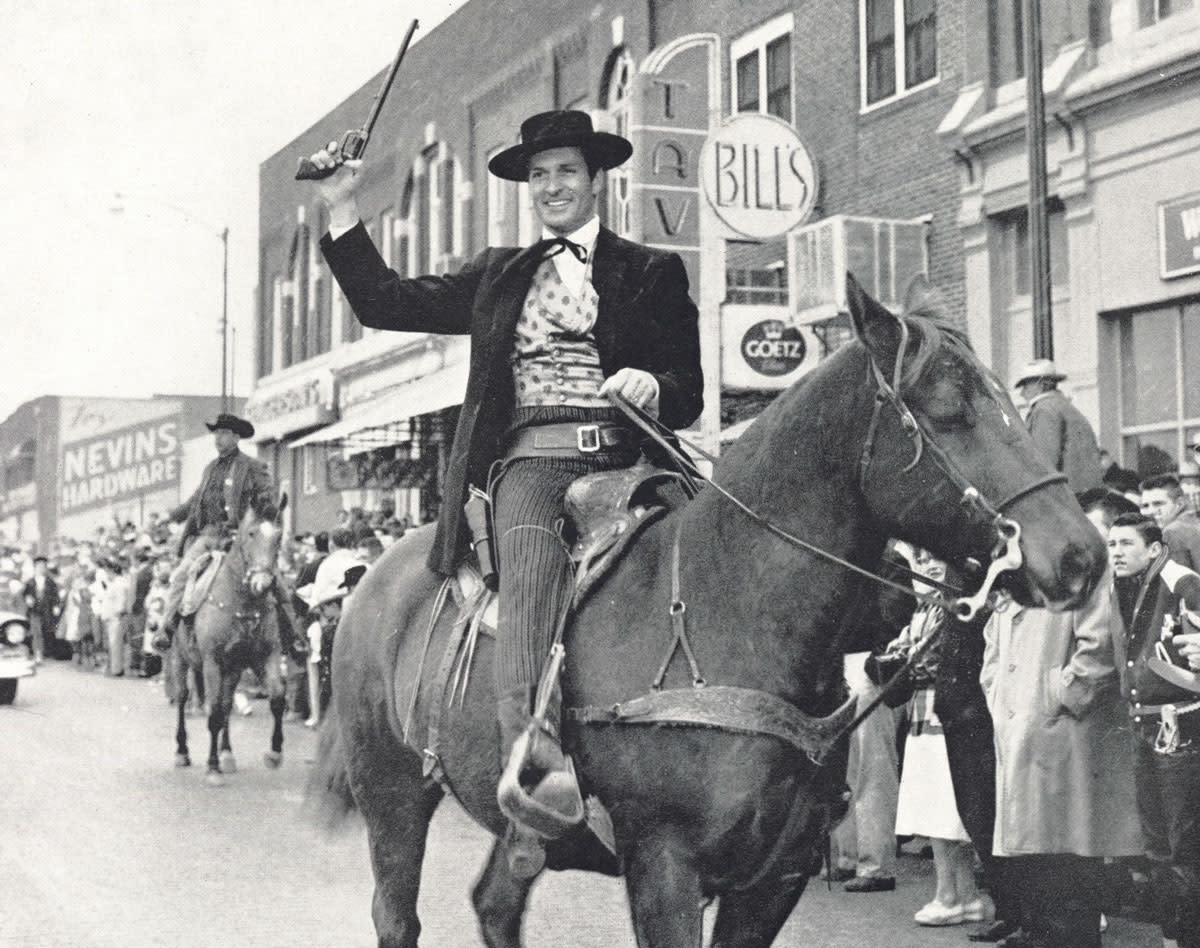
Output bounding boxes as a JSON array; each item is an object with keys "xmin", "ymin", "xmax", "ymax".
[
  {"xmin": 308, "ymin": 276, "xmax": 1106, "ymax": 947},
  {"xmin": 173, "ymin": 500, "xmax": 287, "ymax": 786}
]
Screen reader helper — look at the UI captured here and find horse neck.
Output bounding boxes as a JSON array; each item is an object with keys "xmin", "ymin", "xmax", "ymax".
[{"xmin": 675, "ymin": 354, "xmax": 887, "ymax": 705}]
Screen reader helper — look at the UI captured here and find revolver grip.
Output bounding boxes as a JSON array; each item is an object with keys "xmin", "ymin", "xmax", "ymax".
[{"xmin": 294, "ymin": 156, "xmax": 337, "ymax": 181}]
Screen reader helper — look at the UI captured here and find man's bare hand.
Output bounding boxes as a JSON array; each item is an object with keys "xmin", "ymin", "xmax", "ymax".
[
  {"xmin": 600, "ymin": 368, "xmax": 660, "ymax": 417},
  {"xmin": 307, "ymin": 141, "xmax": 363, "ymax": 230},
  {"xmin": 1175, "ymin": 631, "xmax": 1200, "ymax": 671}
]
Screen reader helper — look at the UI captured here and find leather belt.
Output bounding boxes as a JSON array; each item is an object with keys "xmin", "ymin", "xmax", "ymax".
[
  {"xmin": 1129, "ymin": 699, "xmax": 1200, "ymax": 718},
  {"xmin": 504, "ymin": 422, "xmax": 635, "ymax": 459}
]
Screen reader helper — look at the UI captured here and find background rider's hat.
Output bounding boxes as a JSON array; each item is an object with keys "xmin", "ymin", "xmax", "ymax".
[
  {"xmin": 206, "ymin": 412, "xmax": 255, "ymax": 439},
  {"xmin": 1012, "ymin": 358, "xmax": 1067, "ymax": 388},
  {"xmin": 487, "ymin": 110, "xmax": 633, "ymax": 182}
]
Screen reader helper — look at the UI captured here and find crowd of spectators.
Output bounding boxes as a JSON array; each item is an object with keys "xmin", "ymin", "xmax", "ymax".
[{"xmin": 0, "ymin": 503, "xmax": 407, "ymax": 726}]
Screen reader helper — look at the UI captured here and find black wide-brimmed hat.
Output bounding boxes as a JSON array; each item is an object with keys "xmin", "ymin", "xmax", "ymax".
[
  {"xmin": 488, "ymin": 110, "xmax": 633, "ymax": 182},
  {"xmin": 206, "ymin": 412, "xmax": 255, "ymax": 439}
]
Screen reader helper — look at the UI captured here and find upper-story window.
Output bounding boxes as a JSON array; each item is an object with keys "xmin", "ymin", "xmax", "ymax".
[
  {"xmin": 605, "ymin": 49, "xmax": 635, "ymax": 237},
  {"xmin": 1139, "ymin": 0, "xmax": 1195, "ymax": 26},
  {"xmin": 486, "ymin": 144, "xmax": 510, "ymax": 246},
  {"xmin": 989, "ymin": 0, "xmax": 1025, "ymax": 86},
  {"xmin": 731, "ymin": 13, "xmax": 794, "ymax": 121},
  {"xmin": 861, "ymin": 0, "xmax": 938, "ymax": 108}
]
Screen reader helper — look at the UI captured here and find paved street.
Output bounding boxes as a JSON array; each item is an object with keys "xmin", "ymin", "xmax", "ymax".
[{"xmin": 1, "ymin": 661, "xmax": 1161, "ymax": 947}]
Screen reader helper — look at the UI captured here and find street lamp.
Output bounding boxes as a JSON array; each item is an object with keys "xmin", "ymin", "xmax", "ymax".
[{"xmin": 110, "ymin": 192, "xmax": 231, "ymax": 412}]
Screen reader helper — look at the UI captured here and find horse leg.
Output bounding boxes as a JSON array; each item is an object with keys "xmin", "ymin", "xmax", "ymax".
[
  {"xmin": 709, "ymin": 869, "xmax": 809, "ymax": 948},
  {"xmin": 344, "ymin": 722, "xmax": 442, "ymax": 947},
  {"xmin": 470, "ymin": 839, "xmax": 537, "ymax": 948},
  {"xmin": 174, "ymin": 653, "xmax": 191, "ymax": 767},
  {"xmin": 203, "ymin": 656, "xmax": 230, "ymax": 786},
  {"xmin": 623, "ymin": 834, "xmax": 704, "ymax": 948},
  {"xmin": 263, "ymin": 652, "xmax": 285, "ymax": 769}
]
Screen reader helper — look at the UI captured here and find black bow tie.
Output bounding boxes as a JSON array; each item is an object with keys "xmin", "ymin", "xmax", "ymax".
[{"xmin": 539, "ymin": 236, "xmax": 588, "ymax": 264}]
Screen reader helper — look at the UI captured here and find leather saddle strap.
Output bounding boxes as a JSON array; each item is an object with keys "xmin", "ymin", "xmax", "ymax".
[
  {"xmin": 567, "ymin": 685, "xmax": 857, "ymax": 761},
  {"xmin": 651, "ymin": 522, "xmax": 705, "ymax": 688}
]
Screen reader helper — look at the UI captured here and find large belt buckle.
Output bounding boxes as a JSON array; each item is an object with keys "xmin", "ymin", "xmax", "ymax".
[{"xmin": 576, "ymin": 424, "xmax": 601, "ymax": 453}]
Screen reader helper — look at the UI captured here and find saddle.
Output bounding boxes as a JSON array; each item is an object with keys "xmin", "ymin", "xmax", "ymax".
[
  {"xmin": 181, "ymin": 551, "xmax": 224, "ymax": 617},
  {"xmin": 564, "ymin": 461, "xmax": 688, "ymax": 602},
  {"xmin": 409, "ymin": 464, "xmax": 687, "ymax": 849}
]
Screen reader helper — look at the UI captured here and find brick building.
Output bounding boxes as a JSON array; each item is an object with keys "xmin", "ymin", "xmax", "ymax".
[
  {"xmin": 249, "ymin": 0, "xmax": 1200, "ymax": 536},
  {"xmin": 0, "ymin": 394, "xmax": 237, "ymax": 548}
]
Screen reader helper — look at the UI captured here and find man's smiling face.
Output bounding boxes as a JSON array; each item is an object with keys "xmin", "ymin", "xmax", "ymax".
[{"xmin": 528, "ymin": 146, "xmax": 601, "ymax": 236}]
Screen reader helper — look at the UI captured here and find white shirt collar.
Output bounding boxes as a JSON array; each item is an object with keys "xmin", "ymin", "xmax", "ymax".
[
  {"xmin": 541, "ymin": 216, "xmax": 599, "ymax": 295},
  {"xmin": 541, "ymin": 216, "xmax": 600, "ymax": 256}
]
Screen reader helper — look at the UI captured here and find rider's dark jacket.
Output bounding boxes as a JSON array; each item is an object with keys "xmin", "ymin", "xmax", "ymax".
[
  {"xmin": 321, "ymin": 222, "xmax": 703, "ymax": 577},
  {"xmin": 173, "ymin": 450, "xmax": 274, "ymax": 548}
]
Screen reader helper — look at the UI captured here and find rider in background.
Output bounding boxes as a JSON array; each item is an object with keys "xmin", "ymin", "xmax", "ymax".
[{"xmin": 153, "ymin": 413, "xmax": 276, "ymax": 651}]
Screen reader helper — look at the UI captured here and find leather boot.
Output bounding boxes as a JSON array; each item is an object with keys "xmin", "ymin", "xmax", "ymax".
[{"xmin": 495, "ymin": 686, "xmax": 584, "ymax": 878}]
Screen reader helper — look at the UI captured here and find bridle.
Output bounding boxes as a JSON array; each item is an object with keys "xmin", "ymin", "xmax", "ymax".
[
  {"xmin": 609, "ymin": 316, "xmax": 1067, "ymax": 622},
  {"xmin": 858, "ymin": 318, "xmax": 1067, "ymax": 617}
]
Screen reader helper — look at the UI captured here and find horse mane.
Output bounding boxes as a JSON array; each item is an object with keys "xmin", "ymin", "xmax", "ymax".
[{"xmin": 897, "ymin": 301, "xmax": 1000, "ymax": 402}]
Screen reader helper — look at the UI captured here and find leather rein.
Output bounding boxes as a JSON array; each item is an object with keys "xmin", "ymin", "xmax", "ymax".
[{"xmin": 570, "ymin": 339, "xmax": 1066, "ymax": 764}]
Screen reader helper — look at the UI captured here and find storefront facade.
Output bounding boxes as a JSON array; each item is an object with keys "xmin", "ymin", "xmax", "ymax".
[
  {"xmin": 253, "ymin": 0, "xmax": 1199, "ymax": 535},
  {"xmin": 253, "ymin": 0, "xmax": 960, "ymax": 533},
  {"xmin": 940, "ymin": 0, "xmax": 1200, "ymax": 475},
  {"xmin": 0, "ymin": 394, "xmax": 232, "ymax": 549}
]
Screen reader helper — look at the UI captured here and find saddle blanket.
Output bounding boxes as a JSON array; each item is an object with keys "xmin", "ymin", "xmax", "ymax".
[{"xmin": 181, "ymin": 551, "xmax": 224, "ymax": 617}]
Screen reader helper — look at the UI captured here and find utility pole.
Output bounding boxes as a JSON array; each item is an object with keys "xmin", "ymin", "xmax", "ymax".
[
  {"xmin": 1023, "ymin": 0, "xmax": 1054, "ymax": 359},
  {"xmin": 221, "ymin": 226, "xmax": 230, "ymax": 413}
]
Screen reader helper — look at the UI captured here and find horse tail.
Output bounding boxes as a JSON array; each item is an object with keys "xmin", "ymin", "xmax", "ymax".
[{"xmin": 303, "ymin": 701, "xmax": 358, "ymax": 833}]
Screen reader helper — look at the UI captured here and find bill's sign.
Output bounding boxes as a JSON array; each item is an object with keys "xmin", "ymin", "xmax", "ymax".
[{"xmin": 700, "ymin": 114, "xmax": 818, "ymax": 240}]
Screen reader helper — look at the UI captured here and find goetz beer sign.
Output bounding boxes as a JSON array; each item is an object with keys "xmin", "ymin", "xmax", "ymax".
[
  {"xmin": 60, "ymin": 419, "xmax": 181, "ymax": 514},
  {"xmin": 700, "ymin": 114, "xmax": 818, "ymax": 239},
  {"xmin": 741, "ymin": 320, "xmax": 807, "ymax": 376}
]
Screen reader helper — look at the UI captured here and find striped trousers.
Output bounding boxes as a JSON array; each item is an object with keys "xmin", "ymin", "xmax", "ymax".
[{"xmin": 491, "ymin": 451, "xmax": 631, "ymax": 694}]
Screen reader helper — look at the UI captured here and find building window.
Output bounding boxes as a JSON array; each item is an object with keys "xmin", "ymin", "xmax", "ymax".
[
  {"xmin": 989, "ymin": 0, "xmax": 1025, "ymax": 86},
  {"xmin": 4, "ymin": 440, "xmax": 36, "ymax": 489},
  {"xmin": 1110, "ymin": 301, "xmax": 1200, "ymax": 475},
  {"xmin": 301, "ymin": 445, "xmax": 319, "ymax": 495},
  {"xmin": 725, "ymin": 240, "xmax": 788, "ymax": 305},
  {"xmin": 861, "ymin": 0, "xmax": 938, "ymax": 107},
  {"xmin": 731, "ymin": 13, "xmax": 794, "ymax": 121},
  {"xmin": 380, "ymin": 207, "xmax": 396, "ymax": 267},
  {"xmin": 605, "ymin": 49, "xmax": 635, "ymax": 237},
  {"xmin": 995, "ymin": 202, "xmax": 1068, "ymax": 301},
  {"xmin": 1139, "ymin": 0, "xmax": 1195, "ymax": 27},
  {"xmin": 487, "ymin": 145, "xmax": 510, "ymax": 246}
]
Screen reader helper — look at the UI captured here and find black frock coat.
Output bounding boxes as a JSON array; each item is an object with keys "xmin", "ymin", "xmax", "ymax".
[{"xmin": 321, "ymin": 221, "xmax": 703, "ymax": 577}]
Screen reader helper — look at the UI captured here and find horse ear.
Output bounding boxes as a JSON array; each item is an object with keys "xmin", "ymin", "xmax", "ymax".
[{"xmin": 846, "ymin": 272, "xmax": 901, "ymax": 369}]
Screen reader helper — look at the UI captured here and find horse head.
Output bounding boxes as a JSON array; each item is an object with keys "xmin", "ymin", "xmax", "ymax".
[
  {"xmin": 234, "ymin": 492, "xmax": 286, "ymax": 598},
  {"xmin": 844, "ymin": 273, "xmax": 1105, "ymax": 610}
]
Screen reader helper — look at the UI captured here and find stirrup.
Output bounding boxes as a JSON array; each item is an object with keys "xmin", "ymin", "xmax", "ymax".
[{"xmin": 497, "ymin": 723, "xmax": 585, "ymax": 839}]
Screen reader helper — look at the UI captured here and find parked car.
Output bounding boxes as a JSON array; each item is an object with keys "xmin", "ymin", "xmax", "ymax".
[{"xmin": 0, "ymin": 610, "xmax": 35, "ymax": 704}]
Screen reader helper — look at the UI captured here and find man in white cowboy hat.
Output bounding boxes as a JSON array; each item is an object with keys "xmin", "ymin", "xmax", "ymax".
[
  {"xmin": 1013, "ymin": 358, "xmax": 1102, "ymax": 494},
  {"xmin": 154, "ymin": 413, "xmax": 276, "ymax": 650},
  {"xmin": 304, "ymin": 109, "xmax": 703, "ymax": 875}
]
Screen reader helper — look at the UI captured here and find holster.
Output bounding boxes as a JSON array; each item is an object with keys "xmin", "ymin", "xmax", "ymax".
[{"xmin": 464, "ymin": 485, "xmax": 498, "ymax": 592}]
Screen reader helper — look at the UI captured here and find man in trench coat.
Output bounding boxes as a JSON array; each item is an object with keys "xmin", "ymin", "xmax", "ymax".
[{"xmin": 980, "ymin": 490, "xmax": 1143, "ymax": 948}]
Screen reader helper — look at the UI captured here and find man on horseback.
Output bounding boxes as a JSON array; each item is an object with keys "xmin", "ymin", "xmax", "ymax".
[
  {"xmin": 154, "ymin": 413, "xmax": 276, "ymax": 651},
  {"xmin": 304, "ymin": 109, "xmax": 703, "ymax": 876}
]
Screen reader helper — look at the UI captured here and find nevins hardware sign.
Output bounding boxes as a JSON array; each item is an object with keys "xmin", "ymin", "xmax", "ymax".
[
  {"xmin": 700, "ymin": 113, "xmax": 818, "ymax": 240},
  {"xmin": 60, "ymin": 419, "xmax": 181, "ymax": 513}
]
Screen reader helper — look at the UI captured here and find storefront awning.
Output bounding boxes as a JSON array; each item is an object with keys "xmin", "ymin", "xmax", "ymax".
[{"xmin": 290, "ymin": 361, "xmax": 468, "ymax": 450}]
